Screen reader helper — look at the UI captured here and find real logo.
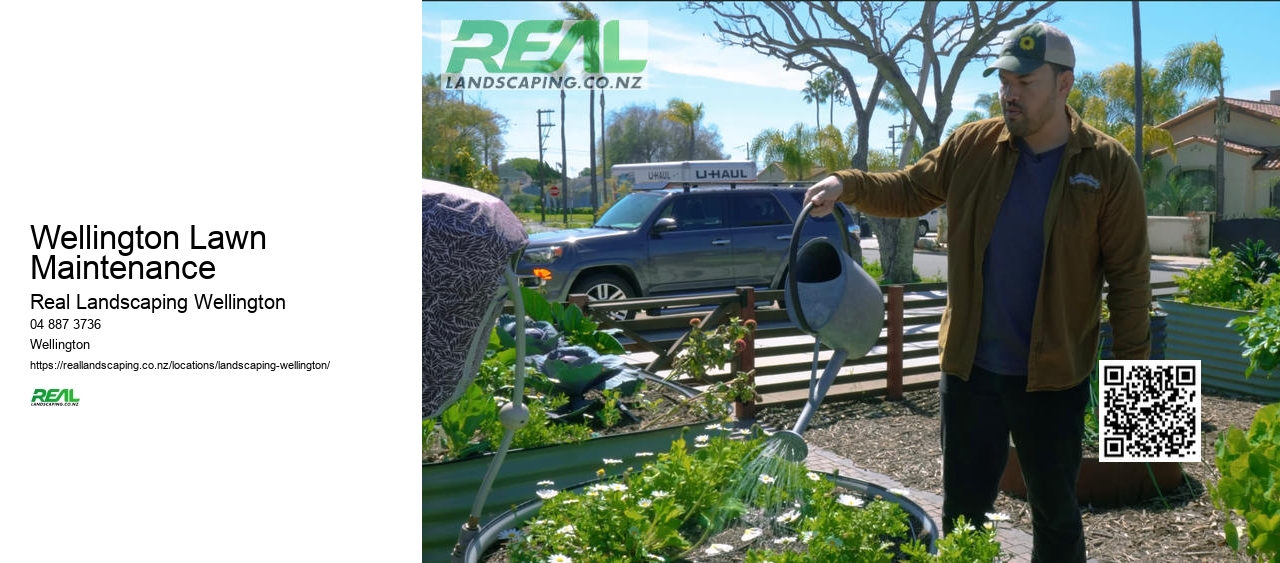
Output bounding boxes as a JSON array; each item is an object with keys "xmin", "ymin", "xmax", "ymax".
[
  {"xmin": 32, "ymin": 388, "xmax": 80, "ymax": 406},
  {"xmin": 441, "ymin": 20, "xmax": 648, "ymax": 91}
]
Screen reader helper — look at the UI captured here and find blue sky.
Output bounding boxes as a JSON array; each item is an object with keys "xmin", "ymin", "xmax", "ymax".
[{"xmin": 423, "ymin": 2, "xmax": 1280, "ymax": 177}]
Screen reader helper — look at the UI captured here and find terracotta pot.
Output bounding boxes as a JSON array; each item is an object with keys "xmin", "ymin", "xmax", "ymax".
[{"xmin": 998, "ymin": 446, "xmax": 1184, "ymax": 508}]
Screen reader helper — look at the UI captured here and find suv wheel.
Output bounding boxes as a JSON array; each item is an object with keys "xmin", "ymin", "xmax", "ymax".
[
  {"xmin": 917, "ymin": 220, "xmax": 928, "ymax": 238},
  {"xmin": 570, "ymin": 273, "xmax": 637, "ymax": 321}
]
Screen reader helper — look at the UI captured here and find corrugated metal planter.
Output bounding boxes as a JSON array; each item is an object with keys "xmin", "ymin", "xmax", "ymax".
[
  {"xmin": 1158, "ymin": 298, "xmax": 1280, "ymax": 400},
  {"xmin": 1099, "ymin": 312, "xmax": 1167, "ymax": 360},
  {"xmin": 462, "ymin": 473, "xmax": 938, "ymax": 562},
  {"xmin": 423, "ymin": 374, "xmax": 723, "ymax": 560}
]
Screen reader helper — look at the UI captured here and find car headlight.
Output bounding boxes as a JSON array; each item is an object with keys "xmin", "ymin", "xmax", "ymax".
[{"xmin": 523, "ymin": 245, "xmax": 563, "ymax": 264}]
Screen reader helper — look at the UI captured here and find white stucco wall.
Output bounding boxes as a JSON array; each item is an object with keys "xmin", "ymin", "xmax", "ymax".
[{"xmin": 1148, "ymin": 215, "xmax": 1209, "ymax": 256}]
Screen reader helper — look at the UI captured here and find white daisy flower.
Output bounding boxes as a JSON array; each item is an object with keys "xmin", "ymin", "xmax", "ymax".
[
  {"xmin": 651, "ymin": 490, "xmax": 671, "ymax": 499},
  {"xmin": 497, "ymin": 528, "xmax": 523, "ymax": 541},
  {"xmin": 608, "ymin": 483, "xmax": 628, "ymax": 492},
  {"xmin": 643, "ymin": 554, "xmax": 665, "ymax": 562},
  {"xmin": 773, "ymin": 536, "xmax": 797, "ymax": 545},
  {"xmin": 741, "ymin": 527, "xmax": 763, "ymax": 541},
  {"xmin": 806, "ymin": 472, "xmax": 820, "ymax": 481},
  {"xmin": 548, "ymin": 555, "xmax": 572, "ymax": 563},
  {"xmin": 603, "ymin": 458, "xmax": 623, "ymax": 465},
  {"xmin": 536, "ymin": 489, "xmax": 559, "ymax": 499},
  {"xmin": 704, "ymin": 543, "xmax": 733, "ymax": 555},
  {"xmin": 705, "ymin": 423, "xmax": 724, "ymax": 431},
  {"xmin": 638, "ymin": 498, "xmax": 652, "ymax": 508},
  {"xmin": 801, "ymin": 531, "xmax": 816, "ymax": 543},
  {"xmin": 695, "ymin": 434, "xmax": 710, "ymax": 443},
  {"xmin": 776, "ymin": 509, "xmax": 801, "ymax": 524},
  {"xmin": 984, "ymin": 511, "xmax": 1011, "ymax": 522},
  {"xmin": 758, "ymin": 474, "xmax": 776, "ymax": 484},
  {"xmin": 556, "ymin": 524, "xmax": 576, "ymax": 536},
  {"xmin": 537, "ymin": 480, "xmax": 555, "ymax": 486},
  {"xmin": 837, "ymin": 494, "xmax": 865, "ymax": 508}
]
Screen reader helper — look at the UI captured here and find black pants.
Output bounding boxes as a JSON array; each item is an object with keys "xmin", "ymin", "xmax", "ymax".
[{"xmin": 940, "ymin": 365, "xmax": 1089, "ymax": 563}]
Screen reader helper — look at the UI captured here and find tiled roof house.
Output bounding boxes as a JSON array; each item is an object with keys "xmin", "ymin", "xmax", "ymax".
[{"xmin": 1149, "ymin": 90, "xmax": 1280, "ymax": 217}]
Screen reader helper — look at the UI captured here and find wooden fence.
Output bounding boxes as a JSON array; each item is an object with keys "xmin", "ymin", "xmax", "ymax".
[{"xmin": 570, "ymin": 280, "xmax": 1179, "ymax": 408}]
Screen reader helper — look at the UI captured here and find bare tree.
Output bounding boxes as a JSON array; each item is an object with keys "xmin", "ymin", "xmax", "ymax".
[{"xmin": 691, "ymin": 1, "xmax": 1056, "ymax": 282}]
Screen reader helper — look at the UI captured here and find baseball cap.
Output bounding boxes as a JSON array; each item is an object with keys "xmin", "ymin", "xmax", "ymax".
[{"xmin": 983, "ymin": 22, "xmax": 1075, "ymax": 77}]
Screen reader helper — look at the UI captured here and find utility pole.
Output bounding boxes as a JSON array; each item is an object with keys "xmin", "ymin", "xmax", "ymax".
[
  {"xmin": 537, "ymin": 109, "xmax": 555, "ymax": 222},
  {"xmin": 888, "ymin": 124, "xmax": 906, "ymax": 157}
]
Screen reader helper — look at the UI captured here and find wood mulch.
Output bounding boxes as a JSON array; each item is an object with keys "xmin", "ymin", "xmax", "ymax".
[{"xmin": 757, "ymin": 387, "xmax": 1270, "ymax": 562}]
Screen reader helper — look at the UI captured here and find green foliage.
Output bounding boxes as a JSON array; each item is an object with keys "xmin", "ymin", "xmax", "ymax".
[
  {"xmin": 437, "ymin": 382, "xmax": 501, "ymax": 459},
  {"xmin": 903, "ymin": 516, "xmax": 1004, "ymax": 563},
  {"xmin": 1173, "ymin": 247, "xmax": 1249, "ymax": 307},
  {"xmin": 425, "ymin": 288, "xmax": 722, "ymax": 462},
  {"xmin": 669, "ymin": 316, "xmax": 755, "ymax": 382},
  {"xmin": 1176, "ymin": 242, "xmax": 1280, "ymax": 311},
  {"xmin": 1261, "ymin": 207, "xmax": 1280, "ymax": 219},
  {"xmin": 502, "ymin": 434, "xmax": 1001, "ymax": 562},
  {"xmin": 1211, "ymin": 403, "xmax": 1280, "ymax": 561},
  {"xmin": 1231, "ymin": 239, "xmax": 1280, "ymax": 284},
  {"xmin": 1229, "ymin": 305, "xmax": 1280, "ymax": 380},
  {"xmin": 422, "ymin": 74, "xmax": 507, "ymax": 192}
]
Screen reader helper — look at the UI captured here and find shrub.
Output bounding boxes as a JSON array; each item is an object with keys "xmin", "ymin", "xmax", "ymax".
[{"xmin": 1173, "ymin": 247, "xmax": 1248, "ymax": 307}]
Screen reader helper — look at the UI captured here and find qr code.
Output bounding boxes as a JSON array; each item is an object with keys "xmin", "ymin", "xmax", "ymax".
[{"xmin": 1097, "ymin": 360, "xmax": 1202, "ymax": 463}]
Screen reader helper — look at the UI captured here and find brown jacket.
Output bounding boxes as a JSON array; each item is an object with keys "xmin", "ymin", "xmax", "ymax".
[{"xmin": 833, "ymin": 107, "xmax": 1150, "ymax": 391}]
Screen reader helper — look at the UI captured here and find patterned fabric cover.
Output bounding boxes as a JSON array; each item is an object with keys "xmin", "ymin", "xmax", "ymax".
[{"xmin": 422, "ymin": 179, "xmax": 527, "ymax": 419}]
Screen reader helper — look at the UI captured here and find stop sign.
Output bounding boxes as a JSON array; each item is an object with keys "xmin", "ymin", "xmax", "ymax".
[{"xmin": 548, "ymin": 185, "xmax": 560, "ymax": 197}]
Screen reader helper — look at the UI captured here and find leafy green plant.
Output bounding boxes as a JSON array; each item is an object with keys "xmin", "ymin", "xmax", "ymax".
[
  {"xmin": 1231, "ymin": 239, "xmax": 1280, "ymax": 285},
  {"xmin": 1228, "ymin": 305, "xmax": 1280, "ymax": 380},
  {"xmin": 425, "ymin": 289, "xmax": 722, "ymax": 463},
  {"xmin": 669, "ymin": 316, "xmax": 756, "ymax": 384},
  {"xmin": 1211, "ymin": 402, "xmax": 1280, "ymax": 561},
  {"xmin": 1260, "ymin": 206, "xmax": 1280, "ymax": 219},
  {"xmin": 500, "ymin": 433, "xmax": 1002, "ymax": 562},
  {"xmin": 1173, "ymin": 247, "xmax": 1249, "ymax": 308}
]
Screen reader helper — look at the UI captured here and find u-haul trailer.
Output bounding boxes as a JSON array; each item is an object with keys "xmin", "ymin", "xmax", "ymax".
[{"xmin": 612, "ymin": 160, "xmax": 757, "ymax": 189}]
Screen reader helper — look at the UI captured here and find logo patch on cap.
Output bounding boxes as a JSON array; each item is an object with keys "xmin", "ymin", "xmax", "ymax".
[{"xmin": 1019, "ymin": 36, "xmax": 1036, "ymax": 51}]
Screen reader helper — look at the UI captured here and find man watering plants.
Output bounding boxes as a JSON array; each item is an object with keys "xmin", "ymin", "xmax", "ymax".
[{"xmin": 804, "ymin": 22, "xmax": 1150, "ymax": 563}]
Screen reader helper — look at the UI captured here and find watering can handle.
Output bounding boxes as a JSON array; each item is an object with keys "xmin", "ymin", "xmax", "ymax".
[{"xmin": 787, "ymin": 201, "xmax": 856, "ymax": 336}]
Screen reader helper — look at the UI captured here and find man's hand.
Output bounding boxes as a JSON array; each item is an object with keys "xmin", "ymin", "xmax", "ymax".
[{"xmin": 804, "ymin": 175, "xmax": 844, "ymax": 217}]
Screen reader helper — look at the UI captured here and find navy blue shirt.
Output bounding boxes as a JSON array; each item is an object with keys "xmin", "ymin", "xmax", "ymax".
[{"xmin": 973, "ymin": 140, "xmax": 1066, "ymax": 375}]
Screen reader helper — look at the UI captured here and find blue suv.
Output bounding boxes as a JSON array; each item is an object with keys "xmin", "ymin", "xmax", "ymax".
[{"xmin": 518, "ymin": 184, "xmax": 862, "ymax": 318}]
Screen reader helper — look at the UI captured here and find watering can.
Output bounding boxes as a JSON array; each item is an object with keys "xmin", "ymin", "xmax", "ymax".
[{"xmin": 770, "ymin": 202, "xmax": 884, "ymax": 461}]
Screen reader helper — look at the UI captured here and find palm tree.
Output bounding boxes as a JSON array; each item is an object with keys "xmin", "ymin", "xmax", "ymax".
[
  {"xmin": 664, "ymin": 98, "xmax": 705, "ymax": 160},
  {"xmin": 561, "ymin": 2, "xmax": 600, "ymax": 215},
  {"xmin": 1149, "ymin": 167, "xmax": 1215, "ymax": 216},
  {"xmin": 801, "ymin": 75, "xmax": 826, "ymax": 131},
  {"xmin": 823, "ymin": 70, "xmax": 846, "ymax": 128},
  {"xmin": 752, "ymin": 123, "xmax": 817, "ymax": 180},
  {"xmin": 1166, "ymin": 39, "xmax": 1228, "ymax": 219}
]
